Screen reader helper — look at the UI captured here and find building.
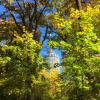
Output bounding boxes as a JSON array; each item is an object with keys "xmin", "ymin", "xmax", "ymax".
[
  {"xmin": 47, "ymin": 49, "xmax": 60, "ymax": 67},
  {"xmin": 47, "ymin": 49, "xmax": 64, "ymax": 74}
]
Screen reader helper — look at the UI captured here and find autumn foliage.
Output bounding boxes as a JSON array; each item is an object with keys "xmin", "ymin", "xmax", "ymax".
[{"xmin": 0, "ymin": 0, "xmax": 100, "ymax": 100}]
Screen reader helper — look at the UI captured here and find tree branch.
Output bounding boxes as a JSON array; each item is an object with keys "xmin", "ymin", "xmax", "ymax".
[
  {"xmin": 42, "ymin": 25, "xmax": 49, "ymax": 44},
  {"xmin": 2, "ymin": 1, "xmax": 23, "ymax": 33},
  {"xmin": 34, "ymin": 0, "xmax": 49, "ymax": 33},
  {"xmin": 16, "ymin": 0, "xmax": 26, "ymax": 26},
  {"xmin": 75, "ymin": 0, "xmax": 82, "ymax": 10}
]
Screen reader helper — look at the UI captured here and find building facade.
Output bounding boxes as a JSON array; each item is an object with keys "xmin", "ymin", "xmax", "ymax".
[{"xmin": 47, "ymin": 49, "xmax": 63, "ymax": 74}]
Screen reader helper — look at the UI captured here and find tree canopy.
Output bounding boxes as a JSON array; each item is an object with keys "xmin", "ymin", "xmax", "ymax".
[{"xmin": 0, "ymin": 0, "xmax": 100, "ymax": 100}]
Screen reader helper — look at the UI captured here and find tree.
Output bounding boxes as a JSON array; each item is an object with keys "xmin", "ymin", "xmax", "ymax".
[
  {"xmin": 0, "ymin": 26, "xmax": 43, "ymax": 100},
  {"xmin": 0, "ymin": 0, "xmax": 53, "ymax": 42},
  {"xmin": 0, "ymin": 0, "xmax": 100, "ymax": 100},
  {"xmin": 49, "ymin": 4, "xmax": 100, "ymax": 100}
]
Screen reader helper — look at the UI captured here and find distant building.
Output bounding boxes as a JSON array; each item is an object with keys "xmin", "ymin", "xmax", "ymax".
[
  {"xmin": 47, "ymin": 49, "xmax": 60, "ymax": 67},
  {"xmin": 47, "ymin": 49, "xmax": 64, "ymax": 74}
]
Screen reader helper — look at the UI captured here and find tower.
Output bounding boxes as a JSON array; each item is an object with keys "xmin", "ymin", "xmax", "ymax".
[
  {"xmin": 47, "ymin": 49, "xmax": 64, "ymax": 74},
  {"xmin": 47, "ymin": 48, "xmax": 60, "ymax": 68}
]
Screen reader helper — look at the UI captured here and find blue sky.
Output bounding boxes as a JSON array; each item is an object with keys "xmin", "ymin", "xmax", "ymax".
[
  {"xmin": 0, "ymin": 5, "xmax": 5, "ymax": 13},
  {"xmin": 39, "ymin": 26, "xmax": 62, "ymax": 59}
]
